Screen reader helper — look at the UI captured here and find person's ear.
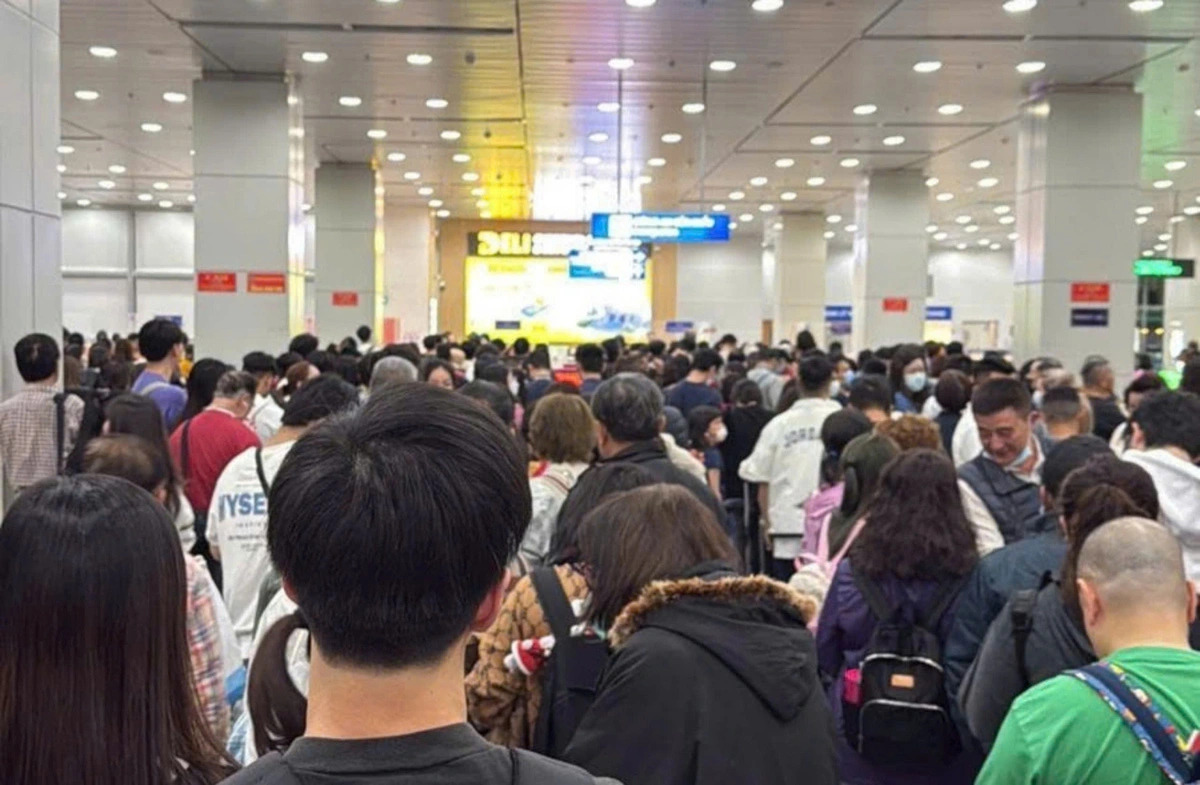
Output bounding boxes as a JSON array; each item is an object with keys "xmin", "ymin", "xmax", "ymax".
[
  {"xmin": 1187, "ymin": 581, "xmax": 1198, "ymax": 624},
  {"xmin": 153, "ymin": 484, "xmax": 169, "ymax": 506},
  {"xmin": 282, "ymin": 578, "xmax": 298, "ymax": 604},
  {"xmin": 1130, "ymin": 422, "xmax": 1146, "ymax": 450},
  {"xmin": 472, "ymin": 570, "xmax": 512, "ymax": 632},
  {"xmin": 1078, "ymin": 578, "xmax": 1102, "ymax": 628}
]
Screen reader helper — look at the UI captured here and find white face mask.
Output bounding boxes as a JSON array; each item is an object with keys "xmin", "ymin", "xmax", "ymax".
[
  {"xmin": 713, "ymin": 425, "xmax": 729, "ymax": 444},
  {"xmin": 508, "ymin": 377, "xmax": 520, "ymax": 397},
  {"xmin": 829, "ymin": 380, "xmax": 841, "ymax": 398},
  {"xmin": 904, "ymin": 372, "xmax": 928, "ymax": 393}
]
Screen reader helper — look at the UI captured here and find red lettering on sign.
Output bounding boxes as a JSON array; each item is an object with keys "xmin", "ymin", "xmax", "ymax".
[
  {"xmin": 197, "ymin": 272, "xmax": 237, "ymax": 293},
  {"xmin": 1071, "ymin": 282, "xmax": 1110, "ymax": 303},
  {"xmin": 332, "ymin": 291, "xmax": 359, "ymax": 307},
  {"xmin": 247, "ymin": 273, "xmax": 286, "ymax": 294},
  {"xmin": 882, "ymin": 297, "xmax": 909, "ymax": 313}
]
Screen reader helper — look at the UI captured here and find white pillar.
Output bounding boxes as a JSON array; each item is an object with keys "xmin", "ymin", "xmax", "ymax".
[
  {"xmin": 314, "ymin": 164, "xmax": 379, "ymax": 343},
  {"xmin": 0, "ymin": 0, "xmax": 60, "ymax": 397},
  {"xmin": 1166, "ymin": 219, "xmax": 1200, "ymax": 360},
  {"xmin": 193, "ymin": 77, "xmax": 304, "ymax": 362},
  {"xmin": 772, "ymin": 213, "xmax": 826, "ymax": 347},
  {"xmin": 1013, "ymin": 86, "xmax": 1140, "ymax": 377},
  {"xmin": 852, "ymin": 171, "xmax": 929, "ymax": 349},
  {"xmin": 383, "ymin": 206, "xmax": 434, "ymax": 343}
]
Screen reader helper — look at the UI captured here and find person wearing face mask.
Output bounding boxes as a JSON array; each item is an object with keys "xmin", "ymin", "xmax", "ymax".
[
  {"xmin": 831, "ymin": 356, "xmax": 857, "ymax": 406},
  {"xmin": 958, "ymin": 378, "xmax": 1053, "ymax": 555},
  {"xmin": 747, "ymin": 349, "xmax": 789, "ymax": 412},
  {"xmin": 687, "ymin": 406, "xmax": 728, "ymax": 503},
  {"xmin": 888, "ymin": 343, "xmax": 931, "ymax": 415}
]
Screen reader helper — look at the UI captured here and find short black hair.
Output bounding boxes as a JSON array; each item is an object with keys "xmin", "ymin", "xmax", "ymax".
[
  {"xmin": 242, "ymin": 351, "xmax": 277, "ymax": 377},
  {"xmin": 1040, "ymin": 385, "xmax": 1086, "ymax": 424},
  {"xmin": 275, "ymin": 352, "xmax": 303, "ymax": 374},
  {"xmin": 576, "ymin": 343, "xmax": 606, "ymax": 373},
  {"xmin": 13, "ymin": 333, "xmax": 60, "ymax": 383},
  {"xmin": 281, "ymin": 375, "xmax": 359, "ymax": 427},
  {"xmin": 798, "ymin": 353, "xmax": 833, "ymax": 393},
  {"xmin": 422, "ymin": 334, "xmax": 441, "ymax": 351},
  {"xmin": 849, "ymin": 374, "xmax": 891, "ymax": 413},
  {"xmin": 1080, "ymin": 356, "xmax": 1111, "ymax": 388},
  {"xmin": 862, "ymin": 358, "xmax": 888, "ymax": 376},
  {"xmin": 973, "ymin": 356, "xmax": 1016, "ymax": 380},
  {"xmin": 591, "ymin": 373, "xmax": 663, "ymax": 442},
  {"xmin": 691, "ymin": 348, "xmax": 724, "ymax": 373},
  {"xmin": 527, "ymin": 349, "xmax": 551, "ymax": 371},
  {"xmin": 356, "ymin": 325, "xmax": 371, "ymax": 343},
  {"xmin": 1042, "ymin": 435, "xmax": 1112, "ymax": 500},
  {"xmin": 972, "ymin": 377, "xmax": 1032, "ymax": 417},
  {"xmin": 1133, "ymin": 391, "xmax": 1200, "ymax": 458},
  {"xmin": 647, "ymin": 340, "xmax": 666, "ymax": 358},
  {"xmin": 731, "ymin": 378, "xmax": 764, "ymax": 407},
  {"xmin": 288, "ymin": 333, "xmax": 320, "ymax": 358},
  {"xmin": 267, "ymin": 384, "xmax": 529, "ymax": 668},
  {"xmin": 513, "ymin": 337, "xmax": 530, "ymax": 356},
  {"xmin": 1124, "ymin": 373, "xmax": 1165, "ymax": 408},
  {"xmin": 459, "ymin": 380, "xmax": 515, "ymax": 426},
  {"xmin": 947, "ymin": 341, "xmax": 964, "ymax": 355},
  {"xmin": 137, "ymin": 319, "xmax": 184, "ymax": 363},
  {"xmin": 935, "ymin": 370, "xmax": 971, "ymax": 414}
]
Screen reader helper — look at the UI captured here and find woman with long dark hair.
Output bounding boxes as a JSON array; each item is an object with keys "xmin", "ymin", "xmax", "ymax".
[
  {"xmin": 888, "ymin": 343, "xmax": 930, "ymax": 414},
  {"xmin": 0, "ymin": 475, "xmax": 237, "ymax": 785},
  {"xmin": 182, "ymin": 358, "xmax": 231, "ymax": 422},
  {"xmin": 816, "ymin": 449, "xmax": 980, "ymax": 784}
]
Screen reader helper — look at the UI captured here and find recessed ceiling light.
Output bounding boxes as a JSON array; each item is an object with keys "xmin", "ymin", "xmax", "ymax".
[
  {"xmin": 978, "ymin": 177, "xmax": 999, "ymax": 188},
  {"xmin": 74, "ymin": 90, "xmax": 100, "ymax": 101},
  {"xmin": 1186, "ymin": 206, "xmax": 1200, "ymax": 216},
  {"xmin": 926, "ymin": 224, "xmax": 939, "ymax": 233},
  {"xmin": 913, "ymin": 60, "xmax": 943, "ymax": 73},
  {"xmin": 186, "ymin": 194, "xmax": 197, "ymax": 204},
  {"xmin": 138, "ymin": 193, "xmax": 153, "ymax": 202},
  {"xmin": 162, "ymin": 91, "xmax": 188, "ymax": 104},
  {"xmin": 934, "ymin": 232, "xmax": 949, "ymax": 240},
  {"xmin": 637, "ymin": 175, "xmax": 654, "ymax": 185},
  {"xmin": 752, "ymin": 0, "xmax": 784, "ymax": 11},
  {"xmin": 471, "ymin": 187, "xmax": 485, "ymax": 196},
  {"xmin": 301, "ymin": 51, "xmax": 329, "ymax": 64},
  {"xmin": 57, "ymin": 191, "xmax": 66, "ymax": 200},
  {"xmin": 476, "ymin": 199, "xmax": 491, "ymax": 209},
  {"xmin": 109, "ymin": 163, "xmax": 127, "ymax": 173},
  {"xmin": 583, "ymin": 155, "xmax": 602, "ymax": 165},
  {"xmin": 936, "ymin": 192, "xmax": 955, "ymax": 201},
  {"xmin": 1166, "ymin": 160, "xmax": 1187, "ymax": 171},
  {"xmin": 98, "ymin": 180, "xmax": 115, "ymax": 190},
  {"xmin": 840, "ymin": 157, "xmax": 860, "ymax": 168},
  {"xmin": 853, "ymin": 103, "xmax": 878, "ymax": 116},
  {"xmin": 1129, "ymin": 0, "xmax": 1164, "ymax": 10},
  {"xmin": 999, "ymin": 215, "xmax": 1016, "ymax": 224},
  {"xmin": 152, "ymin": 181, "xmax": 169, "ymax": 190},
  {"xmin": 418, "ymin": 186, "xmax": 434, "ymax": 196},
  {"xmin": 1154, "ymin": 179, "xmax": 1173, "ymax": 189},
  {"xmin": 925, "ymin": 176, "xmax": 940, "ymax": 187},
  {"xmin": 480, "ymin": 211, "xmax": 493, "ymax": 219},
  {"xmin": 994, "ymin": 205, "xmax": 1012, "ymax": 215},
  {"xmin": 1136, "ymin": 216, "xmax": 1149, "ymax": 225},
  {"xmin": 775, "ymin": 158, "xmax": 796, "ymax": 168},
  {"xmin": 844, "ymin": 223, "xmax": 858, "ymax": 232},
  {"xmin": 970, "ymin": 158, "xmax": 992, "ymax": 169},
  {"xmin": 158, "ymin": 200, "xmax": 174, "ymax": 209},
  {"xmin": 598, "ymin": 101, "xmax": 621, "ymax": 112},
  {"xmin": 57, "ymin": 164, "xmax": 66, "ymax": 173},
  {"xmin": 990, "ymin": 242, "xmax": 1003, "ymax": 250},
  {"xmin": 608, "ymin": 57, "xmax": 635, "ymax": 70},
  {"xmin": 367, "ymin": 129, "xmax": 388, "ymax": 140},
  {"xmin": 1007, "ymin": 232, "xmax": 1019, "ymax": 241},
  {"xmin": 88, "ymin": 46, "xmax": 118, "ymax": 59},
  {"xmin": 589, "ymin": 131, "xmax": 610, "ymax": 143},
  {"xmin": 440, "ymin": 130, "xmax": 462, "ymax": 141},
  {"xmin": 955, "ymin": 215, "xmax": 972, "ymax": 225},
  {"xmin": 407, "ymin": 53, "xmax": 433, "ymax": 66},
  {"xmin": 781, "ymin": 191, "xmax": 798, "ymax": 201},
  {"xmin": 760, "ymin": 204, "xmax": 775, "ymax": 212},
  {"xmin": 682, "ymin": 102, "xmax": 706, "ymax": 114},
  {"xmin": 709, "ymin": 59, "xmax": 737, "ymax": 72},
  {"xmin": 1003, "ymin": 0, "xmax": 1037, "ymax": 12},
  {"xmin": 883, "ymin": 135, "xmax": 906, "ymax": 146},
  {"xmin": 387, "ymin": 152, "xmax": 407, "ymax": 163},
  {"xmin": 739, "ymin": 213, "xmax": 755, "ymax": 222},
  {"xmin": 626, "ymin": 0, "xmax": 657, "ymax": 6},
  {"xmin": 56, "ymin": 144, "xmax": 74, "ymax": 154},
  {"xmin": 436, "ymin": 209, "xmax": 452, "ymax": 218},
  {"xmin": 426, "ymin": 98, "xmax": 449, "ymax": 109},
  {"xmin": 377, "ymin": 0, "xmax": 401, "ymax": 4},
  {"xmin": 964, "ymin": 225, "xmax": 980, "ymax": 233},
  {"xmin": 712, "ymin": 203, "xmax": 727, "ymax": 212},
  {"xmin": 1142, "ymin": 250, "xmax": 1154, "ymax": 256},
  {"xmin": 462, "ymin": 172, "xmax": 480, "ymax": 182},
  {"xmin": 1158, "ymin": 232, "xmax": 1172, "ymax": 241},
  {"xmin": 429, "ymin": 199, "xmax": 444, "ymax": 208},
  {"xmin": 1154, "ymin": 242, "xmax": 1169, "ymax": 251},
  {"xmin": 76, "ymin": 198, "xmax": 91, "ymax": 207},
  {"xmin": 810, "ymin": 135, "xmax": 832, "ymax": 146},
  {"xmin": 648, "ymin": 157, "xmax": 667, "ymax": 167},
  {"xmin": 140, "ymin": 122, "xmax": 163, "ymax": 133},
  {"xmin": 807, "ymin": 176, "xmax": 826, "ymax": 187},
  {"xmin": 826, "ymin": 214, "xmax": 842, "ymax": 224},
  {"xmin": 1016, "ymin": 61, "xmax": 1046, "ymax": 74},
  {"xmin": 404, "ymin": 171, "xmax": 421, "ymax": 180},
  {"xmin": 339, "ymin": 96, "xmax": 363, "ymax": 108},
  {"xmin": 727, "ymin": 191, "xmax": 746, "ymax": 202},
  {"xmin": 1136, "ymin": 205, "xmax": 1155, "ymax": 215},
  {"xmin": 938, "ymin": 103, "xmax": 964, "ymax": 115},
  {"xmin": 661, "ymin": 133, "xmax": 683, "ymax": 144},
  {"xmin": 750, "ymin": 176, "xmax": 769, "ymax": 186},
  {"xmin": 824, "ymin": 231, "xmax": 835, "ymax": 239}
]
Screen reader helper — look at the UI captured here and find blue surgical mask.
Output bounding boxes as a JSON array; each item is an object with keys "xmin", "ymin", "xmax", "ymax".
[
  {"xmin": 990, "ymin": 442, "xmax": 1033, "ymax": 468},
  {"xmin": 842, "ymin": 370, "xmax": 857, "ymax": 387},
  {"xmin": 904, "ymin": 372, "xmax": 928, "ymax": 393}
]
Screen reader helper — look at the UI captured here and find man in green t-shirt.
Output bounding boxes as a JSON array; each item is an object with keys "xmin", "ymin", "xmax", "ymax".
[{"xmin": 978, "ymin": 516, "xmax": 1200, "ymax": 785}]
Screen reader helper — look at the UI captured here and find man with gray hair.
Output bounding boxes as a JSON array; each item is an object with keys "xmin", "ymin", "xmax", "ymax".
[
  {"xmin": 978, "ymin": 517, "xmax": 1200, "ymax": 785},
  {"xmin": 583, "ymin": 372, "xmax": 721, "ymax": 521},
  {"xmin": 369, "ymin": 356, "xmax": 417, "ymax": 393}
]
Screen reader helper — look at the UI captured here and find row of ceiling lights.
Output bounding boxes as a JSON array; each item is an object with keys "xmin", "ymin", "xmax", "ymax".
[{"xmin": 1002, "ymin": 0, "xmax": 1164, "ymax": 11}]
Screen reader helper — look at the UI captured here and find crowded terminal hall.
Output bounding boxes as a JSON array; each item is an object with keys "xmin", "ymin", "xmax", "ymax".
[{"xmin": 7, "ymin": 1, "xmax": 1200, "ymax": 784}]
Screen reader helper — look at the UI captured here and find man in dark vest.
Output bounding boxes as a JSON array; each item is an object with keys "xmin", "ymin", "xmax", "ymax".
[{"xmin": 958, "ymin": 377, "xmax": 1049, "ymax": 553}]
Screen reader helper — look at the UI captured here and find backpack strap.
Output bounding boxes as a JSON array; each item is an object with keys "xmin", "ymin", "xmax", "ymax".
[
  {"xmin": 921, "ymin": 577, "xmax": 967, "ymax": 630},
  {"xmin": 138, "ymin": 380, "xmax": 171, "ymax": 397},
  {"xmin": 851, "ymin": 567, "xmax": 897, "ymax": 622},
  {"xmin": 1010, "ymin": 588, "xmax": 1038, "ymax": 688},
  {"xmin": 255, "ymin": 447, "xmax": 271, "ymax": 496},
  {"xmin": 1071, "ymin": 662, "xmax": 1200, "ymax": 785},
  {"xmin": 530, "ymin": 567, "xmax": 575, "ymax": 642},
  {"xmin": 180, "ymin": 418, "xmax": 193, "ymax": 484}
]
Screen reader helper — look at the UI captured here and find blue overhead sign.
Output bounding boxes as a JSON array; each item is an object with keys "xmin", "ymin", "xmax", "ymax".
[
  {"xmin": 1070, "ymin": 308, "xmax": 1109, "ymax": 328},
  {"xmin": 590, "ymin": 213, "xmax": 731, "ymax": 243},
  {"xmin": 925, "ymin": 306, "xmax": 953, "ymax": 321},
  {"xmin": 825, "ymin": 305, "xmax": 853, "ymax": 323},
  {"xmin": 664, "ymin": 321, "xmax": 695, "ymax": 334}
]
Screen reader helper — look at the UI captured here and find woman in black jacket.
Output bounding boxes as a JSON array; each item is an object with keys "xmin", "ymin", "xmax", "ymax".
[{"xmin": 563, "ymin": 484, "xmax": 838, "ymax": 785}]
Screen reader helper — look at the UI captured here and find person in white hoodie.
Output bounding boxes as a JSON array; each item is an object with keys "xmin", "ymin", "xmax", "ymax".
[{"xmin": 1123, "ymin": 390, "xmax": 1200, "ymax": 581}]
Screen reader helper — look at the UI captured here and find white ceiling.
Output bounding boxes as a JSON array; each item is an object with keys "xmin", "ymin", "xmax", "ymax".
[{"xmin": 57, "ymin": 0, "xmax": 1200, "ymax": 255}]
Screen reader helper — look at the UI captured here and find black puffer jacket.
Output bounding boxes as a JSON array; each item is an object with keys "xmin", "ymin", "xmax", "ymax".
[{"xmin": 564, "ymin": 565, "xmax": 838, "ymax": 785}]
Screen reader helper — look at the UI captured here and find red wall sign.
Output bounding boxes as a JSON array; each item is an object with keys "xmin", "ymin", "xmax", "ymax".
[
  {"xmin": 196, "ymin": 272, "xmax": 237, "ymax": 293},
  {"xmin": 247, "ymin": 272, "xmax": 286, "ymax": 294},
  {"xmin": 1071, "ymin": 282, "xmax": 1110, "ymax": 303},
  {"xmin": 332, "ymin": 291, "xmax": 360, "ymax": 307},
  {"xmin": 383, "ymin": 317, "xmax": 399, "ymax": 344},
  {"xmin": 882, "ymin": 297, "xmax": 909, "ymax": 313}
]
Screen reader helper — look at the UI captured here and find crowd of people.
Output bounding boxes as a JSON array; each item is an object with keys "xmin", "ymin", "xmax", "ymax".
[{"xmin": 1, "ymin": 318, "xmax": 1199, "ymax": 785}]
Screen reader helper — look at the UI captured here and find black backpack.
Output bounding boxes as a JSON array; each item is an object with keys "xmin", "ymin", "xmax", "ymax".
[
  {"xmin": 529, "ymin": 567, "xmax": 610, "ymax": 758},
  {"xmin": 843, "ymin": 569, "xmax": 964, "ymax": 768}
]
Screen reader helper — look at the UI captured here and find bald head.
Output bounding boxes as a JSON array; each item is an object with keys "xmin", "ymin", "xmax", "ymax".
[{"xmin": 1078, "ymin": 517, "xmax": 1187, "ymax": 614}]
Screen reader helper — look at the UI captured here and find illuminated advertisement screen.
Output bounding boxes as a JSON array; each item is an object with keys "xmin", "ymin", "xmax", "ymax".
[{"xmin": 465, "ymin": 230, "xmax": 653, "ymax": 344}]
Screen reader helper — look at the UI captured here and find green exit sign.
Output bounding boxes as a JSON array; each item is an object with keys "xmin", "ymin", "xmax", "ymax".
[{"xmin": 1134, "ymin": 258, "xmax": 1195, "ymax": 278}]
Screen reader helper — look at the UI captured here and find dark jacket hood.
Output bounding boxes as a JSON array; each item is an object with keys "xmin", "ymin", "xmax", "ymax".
[{"xmin": 609, "ymin": 565, "xmax": 819, "ymax": 722}]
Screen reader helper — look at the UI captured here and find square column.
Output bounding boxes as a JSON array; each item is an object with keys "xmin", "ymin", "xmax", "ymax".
[
  {"xmin": 0, "ymin": 0, "xmax": 60, "ymax": 397},
  {"xmin": 193, "ymin": 77, "xmax": 304, "ymax": 362},
  {"xmin": 852, "ymin": 171, "xmax": 929, "ymax": 349},
  {"xmin": 1013, "ymin": 86, "xmax": 1141, "ymax": 376},
  {"xmin": 771, "ymin": 213, "xmax": 827, "ymax": 346},
  {"xmin": 1166, "ymin": 219, "xmax": 1200, "ymax": 360},
  {"xmin": 314, "ymin": 164, "xmax": 380, "ymax": 342},
  {"xmin": 382, "ymin": 206, "xmax": 434, "ymax": 343}
]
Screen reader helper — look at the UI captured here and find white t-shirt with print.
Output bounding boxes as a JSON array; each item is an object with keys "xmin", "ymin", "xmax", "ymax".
[{"xmin": 210, "ymin": 440, "xmax": 296, "ymax": 657}]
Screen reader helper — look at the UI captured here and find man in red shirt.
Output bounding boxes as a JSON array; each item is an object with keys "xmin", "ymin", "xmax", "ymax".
[{"xmin": 171, "ymin": 369, "xmax": 260, "ymax": 588}]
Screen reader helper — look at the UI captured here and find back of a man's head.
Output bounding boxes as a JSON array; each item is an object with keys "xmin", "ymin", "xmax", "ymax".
[
  {"xmin": 459, "ymin": 379, "xmax": 515, "ymax": 427},
  {"xmin": 289, "ymin": 333, "xmax": 320, "ymax": 358},
  {"xmin": 1133, "ymin": 390, "xmax": 1200, "ymax": 459},
  {"xmin": 1042, "ymin": 435, "xmax": 1112, "ymax": 501},
  {"xmin": 1041, "ymin": 385, "xmax": 1088, "ymax": 427},
  {"xmin": 591, "ymin": 372, "xmax": 663, "ymax": 443},
  {"xmin": 369, "ymin": 356, "xmax": 417, "ymax": 392},
  {"xmin": 1077, "ymin": 517, "xmax": 1191, "ymax": 630},
  {"xmin": 242, "ymin": 351, "xmax": 277, "ymax": 378},
  {"xmin": 13, "ymin": 333, "xmax": 60, "ymax": 384},
  {"xmin": 356, "ymin": 325, "xmax": 371, "ymax": 343},
  {"xmin": 137, "ymin": 318, "xmax": 183, "ymax": 363},
  {"xmin": 281, "ymin": 374, "xmax": 360, "ymax": 428},
  {"xmin": 798, "ymin": 353, "xmax": 833, "ymax": 394},
  {"xmin": 848, "ymin": 374, "xmax": 891, "ymax": 414},
  {"xmin": 1080, "ymin": 357, "xmax": 1111, "ymax": 389},
  {"xmin": 691, "ymin": 348, "xmax": 723, "ymax": 374},
  {"xmin": 214, "ymin": 370, "xmax": 257, "ymax": 401},
  {"xmin": 267, "ymin": 384, "xmax": 530, "ymax": 669}
]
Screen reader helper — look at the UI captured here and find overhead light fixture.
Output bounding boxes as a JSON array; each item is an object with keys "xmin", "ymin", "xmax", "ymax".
[
  {"xmin": 1007, "ymin": 232, "xmax": 1019, "ymax": 241},
  {"xmin": 138, "ymin": 193, "xmax": 153, "ymax": 202},
  {"xmin": 426, "ymin": 98, "xmax": 449, "ymax": 109},
  {"xmin": 429, "ymin": 199, "xmax": 444, "ymax": 208},
  {"xmin": 1158, "ymin": 232, "xmax": 1172, "ymax": 241},
  {"xmin": 407, "ymin": 53, "xmax": 433, "ymax": 66},
  {"xmin": 56, "ymin": 144, "xmax": 75, "ymax": 154},
  {"xmin": 751, "ymin": 0, "xmax": 785, "ymax": 11},
  {"xmin": 938, "ymin": 103, "xmax": 964, "ymax": 115},
  {"xmin": 934, "ymin": 232, "xmax": 949, "ymax": 240},
  {"xmin": 57, "ymin": 164, "xmax": 66, "ymax": 173},
  {"xmin": 1186, "ymin": 206, "xmax": 1200, "ymax": 216},
  {"xmin": 109, "ymin": 163, "xmax": 127, "ymax": 173},
  {"xmin": 339, "ymin": 96, "xmax": 363, "ymax": 107},
  {"xmin": 158, "ymin": 200, "xmax": 174, "ymax": 209},
  {"xmin": 840, "ymin": 157, "xmax": 860, "ymax": 168},
  {"xmin": 626, "ymin": 0, "xmax": 657, "ymax": 6},
  {"xmin": 750, "ymin": 176, "xmax": 769, "ymax": 186},
  {"xmin": 480, "ymin": 211, "xmax": 493, "ymax": 219},
  {"xmin": 440, "ymin": 130, "xmax": 462, "ymax": 141},
  {"xmin": 1016, "ymin": 61, "xmax": 1046, "ymax": 74},
  {"xmin": 385, "ymin": 152, "xmax": 408, "ymax": 164},
  {"xmin": 637, "ymin": 175, "xmax": 654, "ymax": 185},
  {"xmin": 1136, "ymin": 216, "xmax": 1149, "ymax": 225},
  {"xmin": 807, "ymin": 176, "xmax": 826, "ymax": 187},
  {"xmin": 377, "ymin": 0, "xmax": 401, "ymax": 4},
  {"xmin": 152, "ymin": 181, "xmax": 169, "ymax": 190},
  {"xmin": 926, "ymin": 224, "xmax": 939, "ymax": 233},
  {"xmin": 367, "ymin": 129, "xmax": 388, "ymax": 140},
  {"xmin": 648, "ymin": 157, "xmax": 667, "ymax": 167},
  {"xmin": 589, "ymin": 131, "xmax": 610, "ymax": 143},
  {"xmin": 57, "ymin": 191, "xmax": 66, "ymax": 200},
  {"xmin": 727, "ymin": 191, "xmax": 745, "ymax": 201},
  {"xmin": 1166, "ymin": 160, "xmax": 1187, "ymax": 171},
  {"xmin": 1136, "ymin": 205, "xmax": 1155, "ymax": 215},
  {"xmin": 913, "ymin": 60, "xmax": 943, "ymax": 73},
  {"xmin": 853, "ymin": 103, "xmax": 878, "ymax": 116},
  {"xmin": 1154, "ymin": 242, "xmax": 1169, "ymax": 251},
  {"xmin": 964, "ymin": 225, "xmax": 980, "ymax": 233},
  {"xmin": 709, "ymin": 59, "xmax": 737, "ymax": 72},
  {"xmin": 775, "ymin": 158, "xmax": 795, "ymax": 168},
  {"xmin": 162, "ymin": 91, "xmax": 188, "ymax": 104},
  {"xmin": 98, "ymin": 180, "xmax": 115, "ymax": 190},
  {"xmin": 89, "ymin": 45, "xmax": 118, "ymax": 58},
  {"xmin": 436, "ymin": 209, "xmax": 451, "ymax": 218},
  {"xmin": 957, "ymin": 242, "xmax": 968, "ymax": 250},
  {"xmin": 661, "ymin": 132, "xmax": 683, "ymax": 144},
  {"xmin": 999, "ymin": 215, "xmax": 1016, "ymax": 225},
  {"xmin": 1002, "ymin": 0, "xmax": 1038, "ymax": 11},
  {"xmin": 583, "ymin": 155, "xmax": 601, "ymax": 165},
  {"xmin": 826, "ymin": 214, "xmax": 842, "ymax": 224},
  {"xmin": 682, "ymin": 102, "xmax": 706, "ymax": 114},
  {"xmin": 471, "ymin": 187, "xmax": 485, "ymax": 196},
  {"xmin": 76, "ymin": 198, "xmax": 92, "ymax": 207},
  {"xmin": 301, "ymin": 51, "xmax": 329, "ymax": 64},
  {"xmin": 598, "ymin": 101, "xmax": 621, "ymax": 112},
  {"xmin": 824, "ymin": 230, "xmax": 835, "ymax": 239},
  {"xmin": 476, "ymin": 199, "xmax": 491, "ymax": 209},
  {"xmin": 404, "ymin": 171, "xmax": 421, "ymax": 180},
  {"xmin": 781, "ymin": 191, "xmax": 798, "ymax": 201},
  {"xmin": 955, "ymin": 215, "xmax": 972, "ymax": 225},
  {"xmin": 977, "ymin": 177, "xmax": 999, "ymax": 188},
  {"xmin": 712, "ymin": 203, "xmax": 727, "ymax": 212},
  {"xmin": 936, "ymin": 192, "xmax": 955, "ymax": 201},
  {"xmin": 810, "ymin": 134, "xmax": 832, "ymax": 146},
  {"xmin": 994, "ymin": 205, "xmax": 1012, "ymax": 215},
  {"xmin": 462, "ymin": 172, "xmax": 480, "ymax": 182},
  {"xmin": 970, "ymin": 159, "xmax": 991, "ymax": 169},
  {"xmin": 1154, "ymin": 179, "xmax": 1173, "ymax": 189},
  {"xmin": 608, "ymin": 57, "xmax": 635, "ymax": 70},
  {"xmin": 417, "ymin": 186, "xmax": 434, "ymax": 196},
  {"xmin": 1128, "ymin": 0, "xmax": 1164, "ymax": 10},
  {"xmin": 739, "ymin": 213, "xmax": 755, "ymax": 222},
  {"xmin": 844, "ymin": 223, "xmax": 858, "ymax": 232},
  {"xmin": 74, "ymin": 89, "xmax": 100, "ymax": 101},
  {"xmin": 883, "ymin": 135, "xmax": 906, "ymax": 146},
  {"xmin": 989, "ymin": 243, "xmax": 1003, "ymax": 250}
]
